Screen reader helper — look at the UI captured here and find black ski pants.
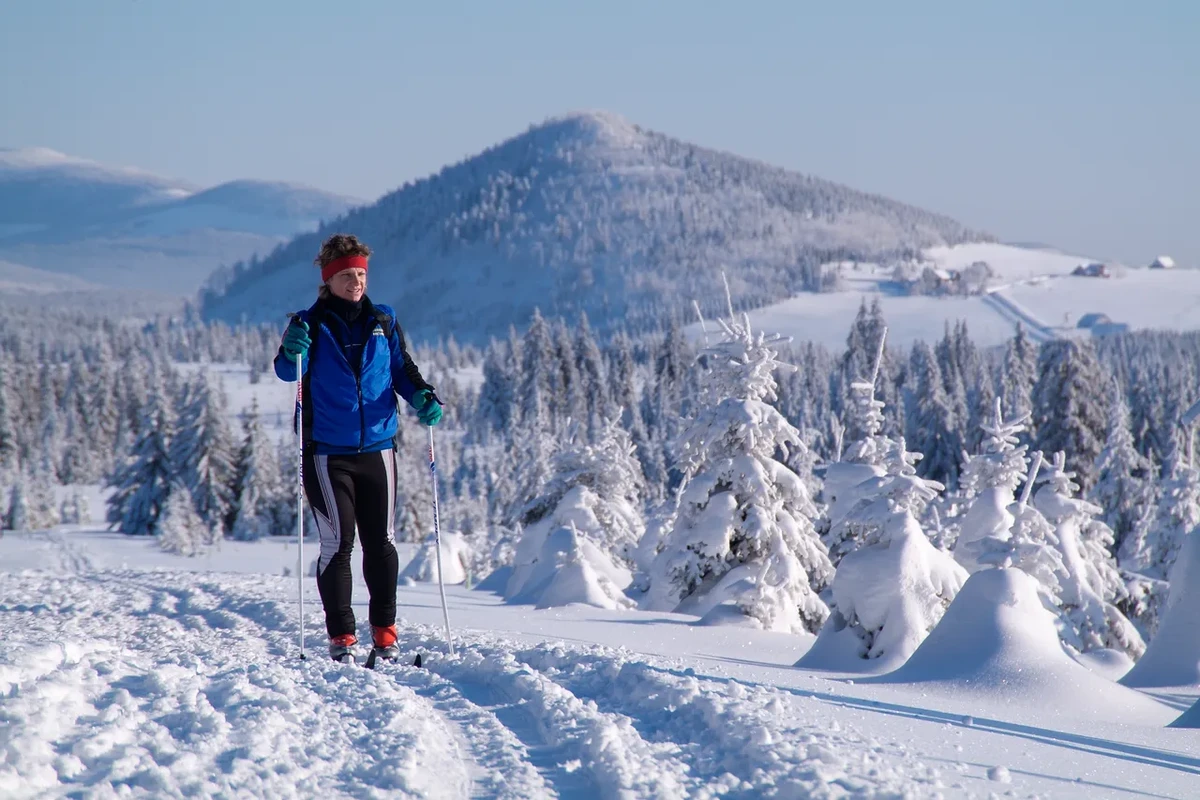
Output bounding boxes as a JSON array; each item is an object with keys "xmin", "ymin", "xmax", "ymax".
[{"xmin": 303, "ymin": 447, "xmax": 398, "ymax": 638}]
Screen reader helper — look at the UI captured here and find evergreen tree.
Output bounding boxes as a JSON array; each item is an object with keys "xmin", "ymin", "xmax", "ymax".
[
  {"xmin": 229, "ymin": 399, "xmax": 283, "ymax": 541},
  {"xmin": 1031, "ymin": 338, "xmax": 1109, "ymax": 491},
  {"xmin": 553, "ymin": 319, "xmax": 585, "ymax": 434},
  {"xmin": 906, "ymin": 340, "xmax": 962, "ymax": 487},
  {"xmin": 1001, "ymin": 326, "xmax": 1038, "ymax": 441},
  {"xmin": 1092, "ymin": 380, "xmax": 1154, "ymax": 553},
  {"xmin": 954, "ymin": 399, "xmax": 1030, "ymax": 572},
  {"xmin": 106, "ymin": 383, "xmax": 175, "ymax": 536},
  {"xmin": 1122, "ymin": 438, "xmax": 1200, "ymax": 580},
  {"xmin": 575, "ymin": 312, "xmax": 610, "ymax": 437},
  {"xmin": 644, "ymin": 311, "xmax": 832, "ymax": 633},
  {"xmin": 172, "ymin": 370, "xmax": 236, "ymax": 539},
  {"xmin": 0, "ymin": 363, "xmax": 16, "ymax": 476},
  {"xmin": 4, "ymin": 474, "xmax": 28, "ymax": 531},
  {"xmin": 1034, "ymin": 452, "xmax": 1145, "ymax": 658},
  {"xmin": 156, "ymin": 481, "xmax": 210, "ymax": 557}
]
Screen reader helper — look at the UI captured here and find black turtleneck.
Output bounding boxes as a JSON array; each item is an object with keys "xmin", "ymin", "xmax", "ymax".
[{"xmin": 325, "ymin": 293, "xmax": 364, "ymax": 323}]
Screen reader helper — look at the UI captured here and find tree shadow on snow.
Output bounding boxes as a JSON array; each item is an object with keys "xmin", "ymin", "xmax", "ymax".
[{"xmin": 634, "ymin": 662, "xmax": 1200, "ymax": 780}]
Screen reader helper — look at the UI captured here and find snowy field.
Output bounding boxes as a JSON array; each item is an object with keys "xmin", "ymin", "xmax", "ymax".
[
  {"xmin": 686, "ymin": 243, "xmax": 1199, "ymax": 352},
  {"xmin": 3, "ymin": 524, "xmax": 1200, "ymax": 799}
]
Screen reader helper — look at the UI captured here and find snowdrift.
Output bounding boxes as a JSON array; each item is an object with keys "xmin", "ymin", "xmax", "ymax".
[
  {"xmin": 1121, "ymin": 529, "xmax": 1200, "ymax": 688},
  {"xmin": 399, "ymin": 532, "xmax": 470, "ymax": 586},
  {"xmin": 506, "ymin": 525, "xmax": 634, "ymax": 610},
  {"xmin": 865, "ymin": 568, "xmax": 1172, "ymax": 723}
]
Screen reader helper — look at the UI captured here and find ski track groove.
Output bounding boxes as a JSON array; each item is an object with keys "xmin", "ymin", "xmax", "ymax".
[
  {"xmin": 0, "ymin": 570, "xmax": 475, "ymax": 799},
  {"xmin": 506, "ymin": 642, "xmax": 945, "ymax": 799}
]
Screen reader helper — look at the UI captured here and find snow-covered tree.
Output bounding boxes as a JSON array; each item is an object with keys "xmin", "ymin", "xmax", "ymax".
[
  {"xmin": 643, "ymin": 307, "xmax": 832, "ymax": 633},
  {"xmin": 1092, "ymin": 381, "xmax": 1155, "ymax": 553},
  {"xmin": 954, "ymin": 399, "xmax": 1031, "ymax": 572},
  {"xmin": 906, "ymin": 340, "xmax": 962, "ymax": 487},
  {"xmin": 59, "ymin": 489, "xmax": 90, "ymax": 525},
  {"xmin": 803, "ymin": 439, "xmax": 967, "ymax": 671},
  {"xmin": 1001, "ymin": 325, "xmax": 1038, "ymax": 445},
  {"xmin": 1034, "ymin": 452, "xmax": 1144, "ymax": 659},
  {"xmin": 106, "ymin": 384, "xmax": 175, "ymax": 536},
  {"xmin": 172, "ymin": 370, "xmax": 236, "ymax": 539},
  {"xmin": 156, "ymin": 482, "xmax": 210, "ymax": 557},
  {"xmin": 1121, "ymin": 438, "xmax": 1200, "ymax": 580},
  {"xmin": 4, "ymin": 475, "xmax": 28, "ymax": 531},
  {"xmin": 971, "ymin": 452, "xmax": 1065, "ymax": 614},
  {"xmin": 0, "ymin": 363, "xmax": 17, "ymax": 476},
  {"xmin": 229, "ymin": 399, "xmax": 283, "ymax": 541},
  {"xmin": 513, "ymin": 412, "xmax": 646, "ymax": 567},
  {"xmin": 1032, "ymin": 338, "xmax": 1109, "ymax": 491}
]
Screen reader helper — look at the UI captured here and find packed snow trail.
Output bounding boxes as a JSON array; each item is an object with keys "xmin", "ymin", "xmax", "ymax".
[
  {"xmin": 981, "ymin": 289, "xmax": 1058, "ymax": 343},
  {"xmin": 5, "ymin": 532, "xmax": 1200, "ymax": 799},
  {"xmin": 0, "ymin": 565, "xmax": 954, "ymax": 798}
]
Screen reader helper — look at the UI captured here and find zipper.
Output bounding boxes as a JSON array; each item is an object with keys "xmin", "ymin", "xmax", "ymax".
[{"xmin": 357, "ymin": 372, "xmax": 366, "ymax": 452}]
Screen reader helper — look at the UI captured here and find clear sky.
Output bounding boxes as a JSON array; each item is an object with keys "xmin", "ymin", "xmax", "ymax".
[{"xmin": 1, "ymin": 0, "xmax": 1196, "ymax": 266}]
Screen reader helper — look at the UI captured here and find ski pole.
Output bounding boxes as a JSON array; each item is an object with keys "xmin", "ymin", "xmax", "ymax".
[
  {"xmin": 428, "ymin": 425, "xmax": 454, "ymax": 655},
  {"xmin": 288, "ymin": 314, "xmax": 307, "ymax": 661}
]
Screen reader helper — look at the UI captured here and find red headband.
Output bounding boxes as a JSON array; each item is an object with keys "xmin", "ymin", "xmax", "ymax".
[{"xmin": 321, "ymin": 254, "xmax": 368, "ymax": 283}]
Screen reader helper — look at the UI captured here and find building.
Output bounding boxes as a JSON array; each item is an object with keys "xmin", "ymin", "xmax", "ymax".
[
  {"xmin": 1077, "ymin": 312, "xmax": 1128, "ymax": 337},
  {"xmin": 1072, "ymin": 262, "xmax": 1112, "ymax": 278},
  {"xmin": 1150, "ymin": 256, "xmax": 1176, "ymax": 269}
]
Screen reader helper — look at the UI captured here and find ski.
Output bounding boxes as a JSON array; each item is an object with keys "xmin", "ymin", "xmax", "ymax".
[{"xmin": 363, "ymin": 648, "xmax": 423, "ymax": 670}]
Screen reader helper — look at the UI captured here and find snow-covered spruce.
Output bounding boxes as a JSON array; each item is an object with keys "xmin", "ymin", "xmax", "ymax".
[
  {"xmin": 820, "ymin": 379, "xmax": 890, "ymax": 565},
  {"xmin": 954, "ymin": 399, "xmax": 1032, "ymax": 573},
  {"xmin": 504, "ymin": 413, "xmax": 646, "ymax": 609},
  {"xmin": 1091, "ymin": 380, "xmax": 1154, "ymax": 555},
  {"xmin": 800, "ymin": 437, "xmax": 966, "ymax": 672},
  {"xmin": 171, "ymin": 369, "xmax": 236, "ymax": 540},
  {"xmin": 1120, "ymin": 437, "xmax": 1199, "ymax": 581},
  {"xmin": 228, "ymin": 399, "xmax": 285, "ymax": 541},
  {"xmin": 1121, "ymin": 526, "xmax": 1200, "ymax": 688},
  {"xmin": 156, "ymin": 481, "xmax": 212, "ymax": 557},
  {"xmin": 642, "ymin": 310, "xmax": 832, "ymax": 633},
  {"xmin": 105, "ymin": 379, "xmax": 175, "ymax": 536},
  {"xmin": 1033, "ymin": 452, "xmax": 1144, "ymax": 659}
]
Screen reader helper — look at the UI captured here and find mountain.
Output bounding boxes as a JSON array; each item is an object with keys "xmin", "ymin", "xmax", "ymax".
[
  {"xmin": 199, "ymin": 111, "xmax": 992, "ymax": 344},
  {"xmin": 0, "ymin": 147, "xmax": 362, "ymax": 296}
]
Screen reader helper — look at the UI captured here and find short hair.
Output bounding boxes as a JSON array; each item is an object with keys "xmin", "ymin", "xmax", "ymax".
[{"xmin": 314, "ymin": 233, "xmax": 372, "ymax": 270}]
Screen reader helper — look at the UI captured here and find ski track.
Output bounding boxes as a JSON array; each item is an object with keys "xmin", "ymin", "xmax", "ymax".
[
  {"xmin": 982, "ymin": 289, "xmax": 1057, "ymax": 343},
  {"xmin": 0, "ymin": 561, "xmax": 960, "ymax": 799},
  {"xmin": 0, "ymin": 571, "xmax": 472, "ymax": 799}
]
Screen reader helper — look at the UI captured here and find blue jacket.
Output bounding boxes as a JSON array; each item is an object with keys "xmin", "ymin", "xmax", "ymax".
[{"xmin": 274, "ymin": 296, "xmax": 433, "ymax": 455}]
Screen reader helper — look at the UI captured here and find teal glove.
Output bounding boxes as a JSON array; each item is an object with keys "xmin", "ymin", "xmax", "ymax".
[
  {"xmin": 411, "ymin": 389, "xmax": 443, "ymax": 426},
  {"xmin": 282, "ymin": 320, "xmax": 310, "ymax": 358}
]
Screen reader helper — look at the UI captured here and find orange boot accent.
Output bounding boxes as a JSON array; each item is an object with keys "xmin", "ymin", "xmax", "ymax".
[
  {"xmin": 331, "ymin": 633, "xmax": 357, "ymax": 647},
  {"xmin": 372, "ymin": 625, "xmax": 398, "ymax": 648}
]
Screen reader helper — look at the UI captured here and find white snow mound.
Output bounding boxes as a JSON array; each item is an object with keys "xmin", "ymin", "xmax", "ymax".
[
  {"xmin": 866, "ymin": 568, "xmax": 1173, "ymax": 723},
  {"xmin": 1121, "ymin": 529, "xmax": 1200, "ymax": 688},
  {"xmin": 506, "ymin": 525, "xmax": 634, "ymax": 610},
  {"xmin": 399, "ymin": 532, "xmax": 470, "ymax": 585}
]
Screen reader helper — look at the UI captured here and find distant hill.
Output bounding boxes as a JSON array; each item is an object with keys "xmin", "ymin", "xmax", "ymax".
[
  {"xmin": 199, "ymin": 111, "xmax": 993, "ymax": 343},
  {"xmin": 0, "ymin": 147, "xmax": 362, "ymax": 295}
]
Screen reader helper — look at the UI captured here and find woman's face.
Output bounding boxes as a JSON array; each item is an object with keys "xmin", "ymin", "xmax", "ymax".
[{"xmin": 328, "ymin": 267, "xmax": 367, "ymax": 302}]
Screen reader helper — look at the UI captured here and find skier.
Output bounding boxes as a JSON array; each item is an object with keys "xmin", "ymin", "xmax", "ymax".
[{"xmin": 274, "ymin": 233, "xmax": 443, "ymax": 663}]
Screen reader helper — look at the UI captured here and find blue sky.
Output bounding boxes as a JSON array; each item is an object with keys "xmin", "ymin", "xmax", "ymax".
[{"xmin": 1, "ymin": 0, "xmax": 1196, "ymax": 265}]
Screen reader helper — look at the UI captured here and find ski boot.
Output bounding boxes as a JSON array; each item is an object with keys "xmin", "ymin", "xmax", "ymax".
[
  {"xmin": 370, "ymin": 624, "xmax": 400, "ymax": 661},
  {"xmin": 329, "ymin": 633, "xmax": 358, "ymax": 664}
]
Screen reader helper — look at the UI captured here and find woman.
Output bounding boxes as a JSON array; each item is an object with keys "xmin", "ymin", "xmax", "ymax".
[{"xmin": 274, "ymin": 233, "xmax": 443, "ymax": 663}]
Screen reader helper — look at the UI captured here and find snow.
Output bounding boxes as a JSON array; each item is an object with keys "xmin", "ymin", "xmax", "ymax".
[
  {"xmin": 683, "ymin": 243, "xmax": 1200, "ymax": 353},
  {"xmin": 399, "ymin": 532, "xmax": 472, "ymax": 586},
  {"xmin": 866, "ymin": 568, "xmax": 1172, "ymax": 724},
  {"xmin": 1121, "ymin": 529, "xmax": 1200, "ymax": 688},
  {"xmin": 4, "ymin": 525, "xmax": 1200, "ymax": 798}
]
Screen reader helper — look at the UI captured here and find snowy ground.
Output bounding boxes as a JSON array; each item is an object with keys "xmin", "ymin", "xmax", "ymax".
[
  {"xmin": 685, "ymin": 243, "xmax": 1200, "ymax": 352},
  {"xmin": 3, "ymin": 526, "xmax": 1200, "ymax": 799}
]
